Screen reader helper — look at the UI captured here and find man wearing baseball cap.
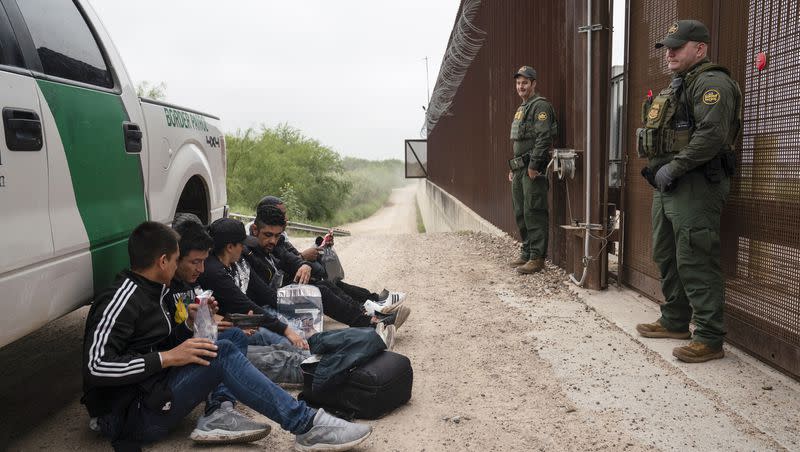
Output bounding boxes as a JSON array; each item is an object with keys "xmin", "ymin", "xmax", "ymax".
[
  {"xmin": 508, "ymin": 65, "xmax": 558, "ymax": 274},
  {"xmin": 635, "ymin": 20, "xmax": 742, "ymax": 363}
]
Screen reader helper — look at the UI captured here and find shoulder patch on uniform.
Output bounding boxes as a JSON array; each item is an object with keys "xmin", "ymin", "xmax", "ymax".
[
  {"xmin": 702, "ymin": 89, "xmax": 721, "ymax": 105},
  {"xmin": 648, "ymin": 103, "xmax": 661, "ymax": 120},
  {"xmin": 537, "ymin": 111, "xmax": 548, "ymax": 121}
]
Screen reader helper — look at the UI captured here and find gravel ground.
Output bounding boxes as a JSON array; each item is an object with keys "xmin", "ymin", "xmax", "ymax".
[{"xmin": 3, "ymin": 186, "xmax": 793, "ymax": 451}]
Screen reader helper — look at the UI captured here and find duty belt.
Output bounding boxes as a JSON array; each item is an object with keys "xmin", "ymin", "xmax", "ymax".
[{"xmin": 508, "ymin": 154, "xmax": 530, "ymax": 170}]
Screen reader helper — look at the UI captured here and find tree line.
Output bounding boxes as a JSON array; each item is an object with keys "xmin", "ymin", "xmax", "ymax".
[{"xmin": 226, "ymin": 125, "xmax": 406, "ymax": 225}]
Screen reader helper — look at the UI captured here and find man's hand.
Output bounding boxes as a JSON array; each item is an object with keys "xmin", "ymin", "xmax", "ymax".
[
  {"xmin": 300, "ymin": 247, "xmax": 320, "ymax": 262},
  {"xmin": 528, "ymin": 168, "xmax": 540, "ymax": 179},
  {"xmin": 187, "ymin": 298, "xmax": 217, "ymax": 330},
  {"xmin": 160, "ymin": 338, "xmax": 217, "ymax": 367},
  {"xmin": 508, "ymin": 170, "xmax": 513, "ymax": 182},
  {"xmin": 654, "ymin": 165, "xmax": 675, "ymax": 191},
  {"xmin": 294, "ymin": 264, "xmax": 312, "ymax": 284},
  {"xmin": 214, "ymin": 313, "xmax": 234, "ymax": 333},
  {"xmin": 284, "ymin": 327, "xmax": 309, "ymax": 350}
]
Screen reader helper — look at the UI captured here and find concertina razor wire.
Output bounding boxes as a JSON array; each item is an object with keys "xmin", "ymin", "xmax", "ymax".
[{"xmin": 422, "ymin": 0, "xmax": 486, "ymax": 137}]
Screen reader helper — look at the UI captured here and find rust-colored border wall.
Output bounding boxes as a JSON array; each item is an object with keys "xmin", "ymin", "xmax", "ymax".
[{"xmin": 427, "ymin": 0, "xmax": 611, "ymax": 289}]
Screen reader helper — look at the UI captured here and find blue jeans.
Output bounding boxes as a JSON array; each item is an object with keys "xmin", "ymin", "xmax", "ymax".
[
  {"xmin": 137, "ymin": 328, "xmax": 315, "ymax": 442},
  {"xmin": 205, "ymin": 329, "xmax": 244, "ymax": 413},
  {"xmin": 248, "ymin": 326, "xmax": 291, "ymax": 346}
]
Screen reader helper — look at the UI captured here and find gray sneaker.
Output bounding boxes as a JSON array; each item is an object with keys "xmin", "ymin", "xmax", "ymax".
[
  {"xmin": 294, "ymin": 408, "xmax": 372, "ymax": 451},
  {"xmin": 190, "ymin": 401, "xmax": 271, "ymax": 444},
  {"xmin": 375, "ymin": 322, "xmax": 396, "ymax": 351}
]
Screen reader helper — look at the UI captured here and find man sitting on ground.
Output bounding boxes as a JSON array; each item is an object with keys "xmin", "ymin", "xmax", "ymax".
[
  {"xmin": 175, "ymin": 220, "xmax": 395, "ymax": 389},
  {"xmin": 82, "ymin": 221, "xmax": 372, "ymax": 451},
  {"xmin": 246, "ymin": 205, "xmax": 410, "ymax": 329},
  {"xmin": 168, "ymin": 219, "xmax": 269, "ymax": 443},
  {"xmin": 256, "ymin": 195, "xmax": 407, "ymax": 316},
  {"xmin": 197, "ymin": 218, "xmax": 306, "ymax": 348}
]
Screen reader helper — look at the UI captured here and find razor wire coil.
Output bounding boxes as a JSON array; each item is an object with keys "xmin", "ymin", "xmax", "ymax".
[{"xmin": 421, "ymin": 0, "xmax": 486, "ymax": 137}]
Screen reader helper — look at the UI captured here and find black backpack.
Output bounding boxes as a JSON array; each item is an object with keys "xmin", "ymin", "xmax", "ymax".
[{"xmin": 299, "ymin": 351, "xmax": 413, "ymax": 420}]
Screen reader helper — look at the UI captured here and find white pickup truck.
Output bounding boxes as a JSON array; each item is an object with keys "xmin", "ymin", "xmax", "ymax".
[{"xmin": 0, "ymin": 0, "xmax": 227, "ymax": 347}]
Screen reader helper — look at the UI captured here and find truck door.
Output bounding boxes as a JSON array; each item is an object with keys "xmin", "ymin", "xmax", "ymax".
[
  {"xmin": 11, "ymin": 0, "xmax": 148, "ymax": 292},
  {"xmin": 0, "ymin": 3, "xmax": 52, "ymax": 277}
]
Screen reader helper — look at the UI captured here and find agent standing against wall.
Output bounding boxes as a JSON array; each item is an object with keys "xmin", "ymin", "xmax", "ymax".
[
  {"xmin": 508, "ymin": 66, "xmax": 557, "ymax": 274},
  {"xmin": 635, "ymin": 20, "xmax": 741, "ymax": 363}
]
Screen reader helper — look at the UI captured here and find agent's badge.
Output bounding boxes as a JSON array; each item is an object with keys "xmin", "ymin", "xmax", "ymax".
[
  {"xmin": 668, "ymin": 22, "xmax": 679, "ymax": 34},
  {"xmin": 537, "ymin": 112, "xmax": 548, "ymax": 121},
  {"xmin": 702, "ymin": 89, "xmax": 721, "ymax": 105}
]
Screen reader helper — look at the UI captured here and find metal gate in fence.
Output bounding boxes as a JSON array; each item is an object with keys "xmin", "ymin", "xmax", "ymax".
[{"xmin": 622, "ymin": 0, "xmax": 800, "ymax": 378}]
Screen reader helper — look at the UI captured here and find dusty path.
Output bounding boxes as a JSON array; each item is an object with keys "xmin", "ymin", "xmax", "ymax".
[
  {"xmin": 4, "ymin": 185, "xmax": 796, "ymax": 451},
  {"xmin": 341, "ymin": 184, "xmax": 418, "ymax": 235}
]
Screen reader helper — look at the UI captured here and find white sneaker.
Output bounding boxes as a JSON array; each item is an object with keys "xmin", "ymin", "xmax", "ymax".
[
  {"xmin": 364, "ymin": 292, "xmax": 407, "ymax": 315},
  {"xmin": 363, "ymin": 299, "xmax": 385, "ymax": 315},
  {"xmin": 294, "ymin": 408, "xmax": 372, "ymax": 451}
]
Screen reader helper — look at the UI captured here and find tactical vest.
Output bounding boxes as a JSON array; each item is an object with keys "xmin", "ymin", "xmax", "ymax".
[
  {"xmin": 510, "ymin": 96, "xmax": 558, "ymax": 141},
  {"xmin": 637, "ymin": 62, "xmax": 742, "ymax": 159}
]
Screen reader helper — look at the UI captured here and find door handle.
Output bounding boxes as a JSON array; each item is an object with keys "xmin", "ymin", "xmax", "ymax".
[
  {"xmin": 2, "ymin": 108, "xmax": 43, "ymax": 151},
  {"xmin": 123, "ymin": 122, "xmax": 142, "ymax": 153}
]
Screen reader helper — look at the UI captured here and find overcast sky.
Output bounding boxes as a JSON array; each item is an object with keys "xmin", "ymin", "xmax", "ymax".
[{"xmin": 87, "ymin": 0, "xmax": 459, "ymax": 161}]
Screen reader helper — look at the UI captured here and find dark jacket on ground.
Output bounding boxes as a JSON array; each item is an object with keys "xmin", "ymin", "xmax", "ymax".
[
  {"xmin": 197, "ymin": 253, "xmax": 286, "ymax": 334},
  {"xmin": 308, "ymin": 328, "xmax": 386, "ymax": 393},
  {"xmin": 82, "ymin": 270, "xmax": 191, "ymax": 422}
]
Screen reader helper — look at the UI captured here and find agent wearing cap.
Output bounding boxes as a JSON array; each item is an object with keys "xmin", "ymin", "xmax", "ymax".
[
  {"xmin": 635, "ymin": 20, "xmax": 741, "ymax": 363},
  {"xmin": 508, "ymin": 65, "xmax": 558, "ymax": 274}
]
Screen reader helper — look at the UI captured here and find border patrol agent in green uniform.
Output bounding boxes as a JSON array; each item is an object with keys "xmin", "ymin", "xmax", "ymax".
[
  {"xmin": 508, "ymin": 66, "xmax": 557, "ymax": 274},
  {"xmin": 634, "ymin": 20, "xmax": 741, "ymax": 363}
]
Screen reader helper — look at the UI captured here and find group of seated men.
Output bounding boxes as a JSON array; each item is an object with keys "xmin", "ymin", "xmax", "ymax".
[{"xmin": 81, "ymin": 195, "xmax": 410, "ymax": 451}]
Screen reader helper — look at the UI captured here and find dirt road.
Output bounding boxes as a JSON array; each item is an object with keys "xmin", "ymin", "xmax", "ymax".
[{"xmin": 3, "ymin": 184, "xmax": 795, "ymax": 451}]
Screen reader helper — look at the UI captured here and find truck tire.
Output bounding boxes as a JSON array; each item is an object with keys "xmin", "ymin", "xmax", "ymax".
[{"xmin": 173, "ymin": 212, "xmax": 203, "ymax": 228}]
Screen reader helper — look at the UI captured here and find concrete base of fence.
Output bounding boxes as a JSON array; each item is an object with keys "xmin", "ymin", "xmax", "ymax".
[{"xmin": 416, "ymin": 179, "xmax": 505, "ymax": 236}]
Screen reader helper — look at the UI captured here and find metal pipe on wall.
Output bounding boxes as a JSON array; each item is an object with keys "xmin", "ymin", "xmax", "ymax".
[{"xmin": 570, "ymin": 0, "xmax": 594, "ymax": 286}]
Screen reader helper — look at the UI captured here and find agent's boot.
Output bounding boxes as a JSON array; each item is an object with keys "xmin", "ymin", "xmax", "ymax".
[
  {"xmin": 672, "ymin": 341, "xmax": 724, "ymax": 363},
  {"xmin": 509, "ymin": 257, "xmax": 528, "ymax": 268},
  {"xmin": 516, "ymin": 258, "xmax": 544, "ymax": 274},
  {"xmin": 635, "ymin": 320, "xmax": 691, "ymax": 339}
]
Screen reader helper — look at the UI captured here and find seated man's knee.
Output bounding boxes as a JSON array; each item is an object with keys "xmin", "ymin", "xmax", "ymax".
[
  {"xmin": 220, "ymin": 328, "xmax": 248, "ymax": 348},
  {"xmin": 215, "ymin": 339, "xmax": 240, "ymax": 359}
]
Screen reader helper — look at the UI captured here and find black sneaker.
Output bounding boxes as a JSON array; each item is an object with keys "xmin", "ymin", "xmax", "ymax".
[
  {"xmin": 377, "ymin": 289, "xmax": 390, "ymax": 301},
  {"xmin": 376, "ymin": 306, "xmax": 411, "ymax": 330}
]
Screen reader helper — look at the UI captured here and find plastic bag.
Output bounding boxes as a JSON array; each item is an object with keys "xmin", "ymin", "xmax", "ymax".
[
  {"xmin": 277, "ymin": 284, "xmax": 324, "ymax": 339},
  {"xmin": 320, "ymin": 246, "xmax": 345, "ymax": 282},
  {"xmin": 193, "ymin": 289, "xmax": 217, "ymax": 341}
]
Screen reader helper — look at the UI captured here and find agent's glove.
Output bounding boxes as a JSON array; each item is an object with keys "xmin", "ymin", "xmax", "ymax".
[{"xmin": 654, "ymin": 165, "xmax": 675, "ymax": 192}]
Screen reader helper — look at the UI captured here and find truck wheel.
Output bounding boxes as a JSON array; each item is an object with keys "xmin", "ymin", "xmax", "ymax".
[{"xmin": 173, "ymin": 212, "xmax": 203, "ymax": 228}]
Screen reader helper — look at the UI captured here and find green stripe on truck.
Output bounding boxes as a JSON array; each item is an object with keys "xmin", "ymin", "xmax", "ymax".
[{"xmin": 37, "ymin": 80, "xmax": 147, "ymax": 294}]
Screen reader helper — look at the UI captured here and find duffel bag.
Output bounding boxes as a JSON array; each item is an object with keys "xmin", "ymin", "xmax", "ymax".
[{"xmin": 299, "ymin": 351, "xmax": 413, "ymax": 420}]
